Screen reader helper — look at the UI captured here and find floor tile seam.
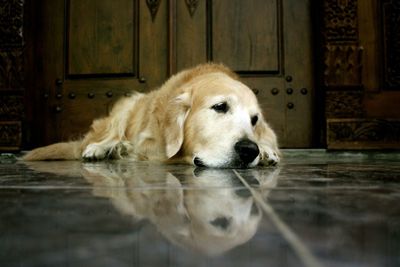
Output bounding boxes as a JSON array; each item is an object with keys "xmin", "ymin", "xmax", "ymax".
[{"xmin": 233, "ymin": 170, "xmax": 325, "ymax": 267}]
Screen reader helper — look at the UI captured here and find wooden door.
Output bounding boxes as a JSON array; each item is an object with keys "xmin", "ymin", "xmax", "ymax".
[
  {"xmin": 28, "ymin": 0, "xmax": 314, "ymax": 148},
  {"xmin": 30, "ymin": 0, "xmax": 169, "ymax": 145}
]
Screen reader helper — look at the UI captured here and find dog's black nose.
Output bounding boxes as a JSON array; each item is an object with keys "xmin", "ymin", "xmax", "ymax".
[{"xmin": 234, "ymin": 139, "xmax": 260, "ymax": 164}]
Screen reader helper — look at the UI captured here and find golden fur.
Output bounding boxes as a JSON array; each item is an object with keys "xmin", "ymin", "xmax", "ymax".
[{"xmin": 24, "ymin": 63, "xmax": 280, "ymax": 167}]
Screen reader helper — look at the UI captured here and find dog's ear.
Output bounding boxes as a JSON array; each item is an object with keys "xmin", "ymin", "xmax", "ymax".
[
  {"xmin": 164, "ymin": 92, "xmax": 191, "ymax": 158},
  {"xmin": 254, "ymin": 117, "xmax": 281, "ymax": 165}
]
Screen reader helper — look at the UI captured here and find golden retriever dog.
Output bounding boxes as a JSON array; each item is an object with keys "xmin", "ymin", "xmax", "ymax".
[{"xmin": 24, "ymin": 63, "xmax": 280, "ymax": 168}]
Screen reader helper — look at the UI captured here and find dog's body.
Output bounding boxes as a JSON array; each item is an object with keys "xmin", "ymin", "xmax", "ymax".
[{"xmin": 24, "ymin": 63, "xmax": 280, "ymax": 168}]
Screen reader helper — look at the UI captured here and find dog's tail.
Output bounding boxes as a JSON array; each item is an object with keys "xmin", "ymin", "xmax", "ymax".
[{"xmin": 23, "ymin": 141, "xmax": 82, "ymax": 161}]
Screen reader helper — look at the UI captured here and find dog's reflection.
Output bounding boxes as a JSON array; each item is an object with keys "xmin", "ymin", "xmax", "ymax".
[{"xmin": 24, "ymin": 161, "xmax": 279, "ymax": 256}]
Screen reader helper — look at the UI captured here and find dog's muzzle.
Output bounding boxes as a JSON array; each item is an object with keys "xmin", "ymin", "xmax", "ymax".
[{"xmin": 193, "ymin": 138, "xmax": 260, "ymax": 168}]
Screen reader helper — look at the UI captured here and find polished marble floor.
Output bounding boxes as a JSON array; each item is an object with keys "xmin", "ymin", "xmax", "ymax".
[{"xmin": 0, "ymin": 150, "xmax": 399, "ymax": 267}]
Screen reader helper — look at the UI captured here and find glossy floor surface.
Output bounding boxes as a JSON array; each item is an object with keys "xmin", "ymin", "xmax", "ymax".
[{"xmin": 0, "ymin": 150, "xmax": 399, "ymax": 267}]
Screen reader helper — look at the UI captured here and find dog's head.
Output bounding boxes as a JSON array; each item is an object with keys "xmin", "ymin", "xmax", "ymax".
[{"xmin": 164, "ymin": 65, "xmax": 280, "ymax": 168}]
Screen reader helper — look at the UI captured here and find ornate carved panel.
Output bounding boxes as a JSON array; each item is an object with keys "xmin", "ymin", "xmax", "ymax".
[
  {"xmin": 0, "ymin": 50, "xmax": 23, "ymax": 89},
  {"xmin": 0, "ymin": 0, "xmax": 24, "ymax": 48},
  {"xmin": 0, "ymin": 93, "xmax": 23, "ymax": 120},
  {"xmin": 326, "ymin": 91, "xmax": 363, "ymax": 118},
  {"xmin": 146, "ymin": 0, "xmax": 161, "ymax": 21},
  {"xmin": 324, "ymin": 44, "xmax": 363, "ymax": 87},
  {"xmin": 327, "ymin": 118, "xmax": 400, "ymax": 149},
  {"xmin": 0, "ymin": 121, "xmax": 21, "ymax": 150},
  {"xmin": 324, "ymin": 0, "xmax": 358, "ymax": 41},
  {"xmin": 381, "ymin": 0, "xmax": 400, "ymax": 89}
]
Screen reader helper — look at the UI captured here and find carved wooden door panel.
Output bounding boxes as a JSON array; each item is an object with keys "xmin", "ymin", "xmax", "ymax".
[
  {"xmin": 172, "ymin": 0, "xmax": 314, "ymax": 147},
  {"xmin": 31, "ymin": 0, "xmax": 168, "ymax": 145}
]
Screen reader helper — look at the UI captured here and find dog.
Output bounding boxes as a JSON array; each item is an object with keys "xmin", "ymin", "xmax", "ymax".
[{"xmin": 23, "ymin": 63, "xmax": 280, "ymax": 168}]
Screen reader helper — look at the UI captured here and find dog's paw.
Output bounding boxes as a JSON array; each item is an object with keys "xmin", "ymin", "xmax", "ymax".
[
  {"xmin": 82, "ymin": 144, "xmax": 108, "ymax": 161},
  {"xmin": 109, "ymin": 141, "xmax": 133, "ymax": 159},
  {"xmin": 260, "ymin": 148, "xmax": 280, "ymax": 166}
]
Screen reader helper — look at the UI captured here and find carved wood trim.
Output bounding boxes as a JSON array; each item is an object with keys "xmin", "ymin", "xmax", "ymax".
[
  {"xmin": 0, "ymin": 0, "xmax": 24, "ymax": 151},
  {"xmin": 0, "ymin": 92, "xmax": 24, "ymax": 120},
  {"xmin": 0, "ymin": 0, "xmax": 24, "ymax": 48},
  {"xmin": 323, "ymin": 44, "xmax": 363, "ymax": 87},
  {"xmin": 0, "ymin": 50, "xmax": 23, "ymax": 89},
  {"xmin": 0, "ymin": 121, "xmax": 21, "ymax": 150},
  {"xmin": 327, "ymin": 118, "xmax": 400, "ymax": 149},
  {"xmin": 326, "ymin": 91, "xmax": 364, "ymax": 118},
  {"xmin": 146, "ymin": 0, "xmax": 161, "ymax": 22},
  {"xmin": 322, "ymin": 0, "xmax": 362, "ymax": 88},
  {"xmin": 324, "ymin": 0, "xmax": 358, "ymax": 42},
  {"xmin": 381, "ymin": 0, "xmax": 400, "ymax": 89}
]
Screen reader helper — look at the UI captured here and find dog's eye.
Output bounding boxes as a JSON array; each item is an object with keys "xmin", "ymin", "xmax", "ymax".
[
  {"xmin": 251, "ymin": 115, "xmax": 258, "ymax": 126},
  {"xmin": 211, "ymin": 102, "xmax": 229, "ymax": 113}
]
